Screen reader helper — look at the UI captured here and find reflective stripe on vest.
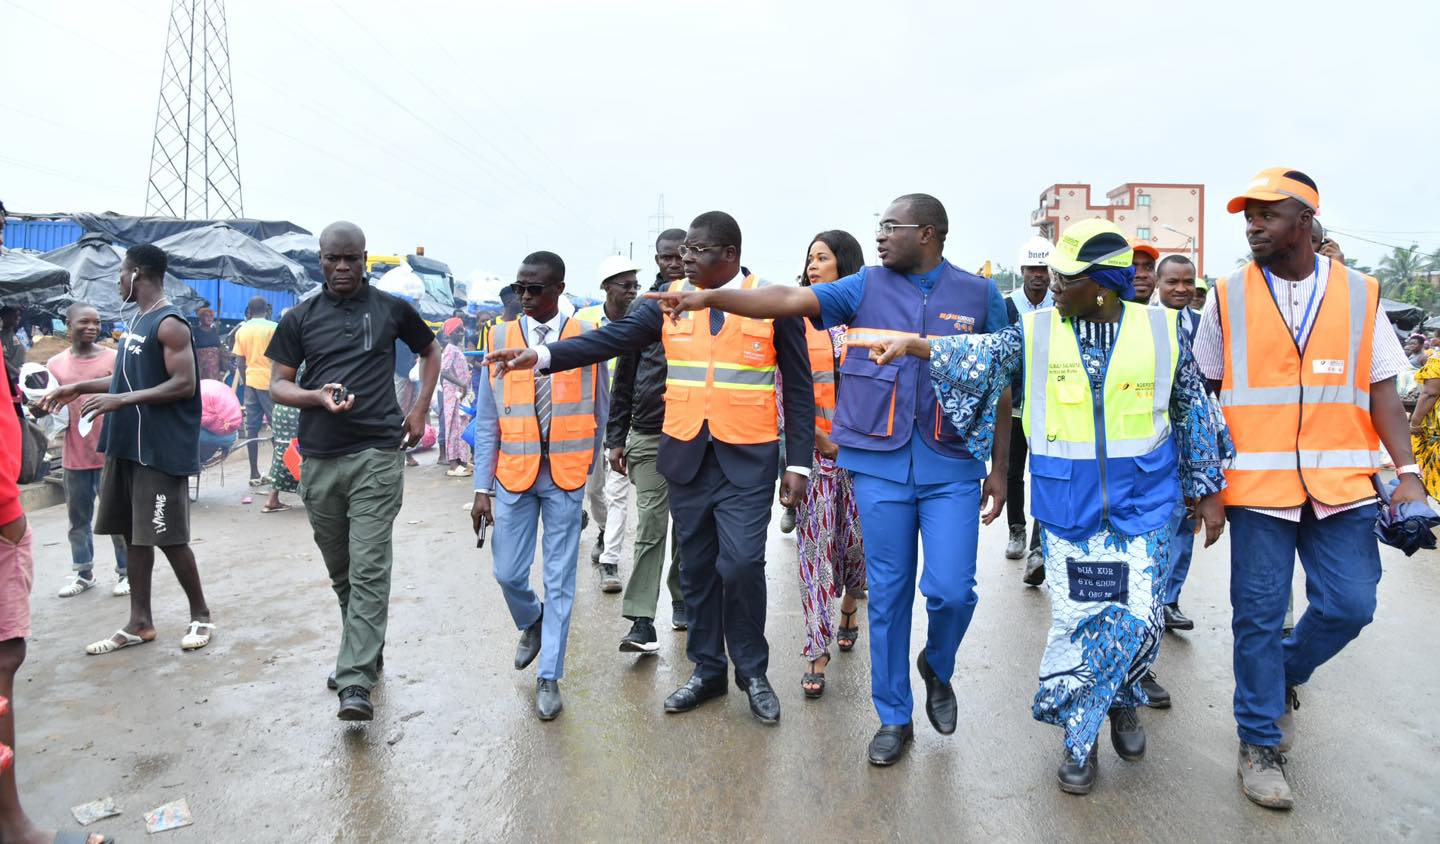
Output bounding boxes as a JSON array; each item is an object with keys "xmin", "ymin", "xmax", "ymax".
[
  {"xmin": 805, "ymin": 321, "xmax": 838, "ymax": 434},
  {"xmin": 574, "ymin": 304, "xmax": 605, "ymax": 327},
  {"xmin": 1022, "ymin": 303, "xmax": 1177, "ymax": 460},
  {"xmin": 492, "ymin": 317, "xmax": 597, "ymax": 492},
  {"xmin": 660, "ymin": 275, "xmax": 780, "ymax": 444},
  {"xmin": 1217, "ymin": 260, "xmax": 1380, "ymax": 506}
]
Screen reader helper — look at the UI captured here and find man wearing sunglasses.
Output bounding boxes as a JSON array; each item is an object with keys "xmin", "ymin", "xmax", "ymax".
[
  {"xmin": 575, "ymin": 258, "xmax": 642, "ymax": 591},
  {"xmin": 486, "ymin": 212, "xmax": 814, "ymax": 726},
  {"xmin": 647, "ymin": 194, "xmax": 1010, "ymax": 766},
  {"xmin": 472, "ymin": 252, "xmax": 608, "ymax": 721}
]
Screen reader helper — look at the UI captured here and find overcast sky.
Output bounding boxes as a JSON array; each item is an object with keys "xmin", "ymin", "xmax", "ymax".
[{"xmin": 4, "ymin": 0, "xmax": 1438, "ymax": 298}]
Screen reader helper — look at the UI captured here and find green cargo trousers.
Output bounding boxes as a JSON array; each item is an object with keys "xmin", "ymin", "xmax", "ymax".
[
  {"xmin": 621, "ymin": 431, "xmax": 684, "ymax": 620},
  {"xmin": 300, "ymin": 447, "xmax": 405, "ymax": 691}
]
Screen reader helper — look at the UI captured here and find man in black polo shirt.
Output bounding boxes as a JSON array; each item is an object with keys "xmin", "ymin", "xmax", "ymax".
[{"xmin": 267, "ymin": 221, "xmax": 440, "ymax": 721}]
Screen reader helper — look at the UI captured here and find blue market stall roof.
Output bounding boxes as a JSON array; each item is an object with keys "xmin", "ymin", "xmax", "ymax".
[
  {"xmin": 40, "ymin": 232, "xmax": 204, "ymax": 320},
  {"xmin": 0, "ymin": 250, "xmax": 70, "ymax": 305},
  {"xmin": 70, "ymin": 211, "xmax": 309, "ymax": 244},
  {"xmin": 152, "ymin": 223, "xmax": 315, "ymax": 294}
]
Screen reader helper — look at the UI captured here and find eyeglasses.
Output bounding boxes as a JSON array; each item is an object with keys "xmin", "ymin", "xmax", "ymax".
[
  {"xmin": 510, "ymin": 282, "xmax": 553, "ymax": 297},
  {"xmin": 1048, "ymin": 270, "xmax": 1090, "ymax": 291},
  {"xmin": 605, "ymin": 281, "xmax": 640, "ymax": 291},
  {"xmin": 678, "ymin": 244, "xmax": 725, "ymax": 258},
  {"xmin": 875, "ymin": 222, "xmax": 923, "ymax": 237}
]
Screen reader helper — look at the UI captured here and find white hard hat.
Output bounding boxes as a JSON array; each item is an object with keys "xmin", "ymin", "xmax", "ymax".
[
  {"xmin": 1018, "ymin": 236, "xmax": 1053, "ymax": 269},
  {"xmin": 596, "ymin": 255, "xmax": 642, "ymax": 286}
]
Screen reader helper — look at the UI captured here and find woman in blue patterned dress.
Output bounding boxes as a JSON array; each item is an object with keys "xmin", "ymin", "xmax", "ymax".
[{"xmin": 851, "ymin": 219, "xmax": 1232, "ymax": 795}]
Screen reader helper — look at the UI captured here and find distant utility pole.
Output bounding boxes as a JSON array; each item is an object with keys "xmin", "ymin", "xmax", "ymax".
[
  {"xmin": 144, "ymin": 0, "xmax": 244, "ymax": 219},
  {"xmin": 648, "ymin": 194, "xmax": 673, "ymax": 241}
]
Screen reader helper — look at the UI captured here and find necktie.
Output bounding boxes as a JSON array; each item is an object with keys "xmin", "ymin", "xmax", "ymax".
[
  {"xmin": 533, "ymin": 323, "xmax": 551, "ymax": 440},
  {"xmin": 709, "ymin": 308, "xmax": 724, "ymax": 336}
]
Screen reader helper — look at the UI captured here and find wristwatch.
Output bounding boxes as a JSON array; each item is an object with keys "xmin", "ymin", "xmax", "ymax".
[{"xmin": 1396, "ymin": 464, "xmax": 1421, "ymax": 477}]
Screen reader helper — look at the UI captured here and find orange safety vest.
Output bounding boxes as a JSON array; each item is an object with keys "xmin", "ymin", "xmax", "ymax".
[
  {"xmin": 661, "ymin": 276, "xmax": 779, "ymax": 444},
  {"xmin": 1217, "ymin": 259, "xmax": 1380, "ymax": 507},
  {"xmin": 804, "ymin": 321, "xmax": 837, "ymax": 435},
  {"xmin": 491, "ymin": 317, "xmax": 598, "ymax": 492}
]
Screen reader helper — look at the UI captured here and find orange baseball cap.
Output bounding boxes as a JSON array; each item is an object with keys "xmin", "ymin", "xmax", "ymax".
[
  {"xmin": 1227, "ymin": 167, "xmax": 1320, "ymax": 214},
  {"xmin": 1130, "ymin": 240, "xmax": 1159, "ymax": 261}
]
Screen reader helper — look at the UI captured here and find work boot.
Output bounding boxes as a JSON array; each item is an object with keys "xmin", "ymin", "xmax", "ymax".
[
  {"xmin": 591, "ymin": 530, "xmax": 605, "ymax": 565},
  {"xmin": 779, "ymin": 507, "xmax": 796, "ymax": 534},
  {"xmin": 337, "ymin": 686, "xmax": 373, "ymax": 721},
  {"xmin": 1237, "ymin": 741, "xmax": 1294, "ymax": 810},
  {"xmin": 1108, "ymin": 706, "xmax": 1146, "ymax": 760},
  {"xmin": 600, "ymin": 563, "xmax": 622, "ymax": 593},
  {"xmin": 619, "ymin": 617, "xmax": 659, "ymax": 654},
  {"xmin": 1022, "ymin": 549, "xmax": 1046, "ymax": 586},
  {"xmin": 1005, "ymin": 525, "xmax": 1026, "ymax": 560},
  {"xmin": 1277, "ymin": 685, "xmax": 1299, "ymax": 752},
  {"xmin": 1140, "ymin": 670, "xmax": 1171, "ymax": 708},
  {"xmin": 1057, "ymin": 741, "xmax": 1099, "ymax": 795},
  {"xmin": 1163, "ymin": 602, "xmax": 1194, "ymax": 631}
]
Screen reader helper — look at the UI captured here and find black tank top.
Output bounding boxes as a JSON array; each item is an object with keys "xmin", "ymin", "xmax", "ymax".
[{"xmin": 100, "ymin": 305, "xmax": 202, "ymax": 477}]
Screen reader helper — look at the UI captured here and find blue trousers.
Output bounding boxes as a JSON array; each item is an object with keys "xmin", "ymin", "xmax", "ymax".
[
  {"xmin": 851, "ymin": 472, "xmax": 981, "ymax": 726},
  {"xmin": 492, "ymin": 462, "xmax": 584, "ymax": 681},
  {"xmin": 64, "ymin": 467, "xmax": 126, "ymax": 575},
  {"xmin": 1165, "ymin": 500, "xmax": 1195, "ymax": 606},
  {"xmin": 1228, "ymin": 504, "xmax": 1380, "ymax": 746}
]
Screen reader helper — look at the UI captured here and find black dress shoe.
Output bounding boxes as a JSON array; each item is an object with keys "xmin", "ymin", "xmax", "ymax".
[
  {"xmin": 735, "ymin": 674, "xmax": 780, "ymax": 724},
  {"xmin": 515, "ymin": 606, "xmax": 543, "ymax": 670},
  {"xmin": 867, "ymin": 723, "xmax": 914, "ymax": 766},
  {"xmin": 328, "ymin": 647, "xmax": 383, "ymax": 690},
  {"xmin": 916, "ymin": 651, "xmax": 957, "ymax": 735},
  {"xmin": 1163, "ymin": 603, "xmax": 1194, "ymax": 631},
  {"xmin": 1057, "ymin": 743, "xmax": 1098, "ymax": 794},
  {"xmin": 1109, "ymin": 706, "xmax": 1146, "ymax": 760},
  {"xmin": 536, "ymin": 678, "xmax": 563, "ymax": 721},
  {"xmin": 664, "ymin": 673, "xmax": 728, "ymax": 713},
  {"xmin": 1140, "ymin": 670, "xmax": 1171, "ymax": 708},
  {"xmin": 337, "ymin": 685, "xmax": 373, "ymax": 721}
]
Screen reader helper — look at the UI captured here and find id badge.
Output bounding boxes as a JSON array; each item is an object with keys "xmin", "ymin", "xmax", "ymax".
[{"xmin": 1066, "ymin": 558, "xmax": 1129, "ymax": 603}]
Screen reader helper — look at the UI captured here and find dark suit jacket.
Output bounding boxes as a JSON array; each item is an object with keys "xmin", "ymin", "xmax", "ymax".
[{"xmin": 547, "ymin": 298, "xmax": 814, "ymax": 487}]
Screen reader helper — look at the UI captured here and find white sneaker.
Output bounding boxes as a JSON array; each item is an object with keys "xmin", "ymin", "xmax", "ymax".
[
  {"xmin": 113, "ymin": 576, "xmax": 130, "ymax": 597},
  {"xmin": 58, "ymin": 576, "xmax": 97, "ymax": 598}
]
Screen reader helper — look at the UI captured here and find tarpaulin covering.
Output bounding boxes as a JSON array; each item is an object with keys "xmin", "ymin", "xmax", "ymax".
[
  {"xmin": 40, "ymin": 233, "xmax": 204, "ymax": 320},
  {"xmin": 152, "ymin": 223, "xmax": 314, "ymax": 294},
  {"xmin": 71, "ymin": 212, "xmax": 309, "ymax": 245},
  {"xmin": 1382, "ymin": 298, "xmax": 1425, "ymax": 331},
  {"xmin": 0, "ymin": 250, "xmax": 70, "ymax": 304},
  {"xmin": 261, "ymin": 232, "xmax": 323, "ymax": 290}
]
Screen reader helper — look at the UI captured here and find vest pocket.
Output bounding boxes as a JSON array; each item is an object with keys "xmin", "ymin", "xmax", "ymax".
[
  {"xmin": 1029, "ymin": 454, "xmax": 1079, "ymax": 529},
  {"xmin": 1118, "ymin": 410, "xmax": 1154, "ymax": 440},
  {"xmin": 834, "ymin": 356, "xmax": 898, "ymax": 437}
]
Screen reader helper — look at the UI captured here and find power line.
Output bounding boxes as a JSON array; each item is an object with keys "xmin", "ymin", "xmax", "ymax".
[{"xmin": 1327, "ymin": 228, "xmax": 1440, "ymax": 257}]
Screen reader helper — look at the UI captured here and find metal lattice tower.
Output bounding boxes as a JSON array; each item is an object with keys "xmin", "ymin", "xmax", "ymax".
[{"xmin": 144, "ymin": 0, "xmax": 243, "ymax": 219}]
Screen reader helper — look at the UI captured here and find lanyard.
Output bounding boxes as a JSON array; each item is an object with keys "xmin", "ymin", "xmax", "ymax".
[{"xmin": 1263, "ymin": 256, "xmax": 1321, "ymax": 342}]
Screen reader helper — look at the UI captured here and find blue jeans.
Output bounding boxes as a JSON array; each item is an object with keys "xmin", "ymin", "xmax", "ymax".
[
  {"xmin": 1165, "ymin": 499, "xmax": 1195, "ymax": 605},
  {"xmin": 491, "ymin": 461, "xmax": 583, "ymax": 681},
  {"xmin": 1228, "ymin": 504, "xmax": 1381, "ymax": 746},
  {"xmin": 64, "ymin": 467, "xmax": 126, "ymax": 575},
  {"xmin": 852, "ymin": 472, "xmax": 981, "ymax": 726}
]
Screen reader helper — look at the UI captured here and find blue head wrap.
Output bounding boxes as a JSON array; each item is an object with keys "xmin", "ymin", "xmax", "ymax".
[{"xmin": 1085, "ymin": 264, "xmax": 1137, "ymax": 302}]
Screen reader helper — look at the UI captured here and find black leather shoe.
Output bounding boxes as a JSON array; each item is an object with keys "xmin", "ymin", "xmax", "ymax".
[
  {"xmin": 916, "ymin": 651, "xmax": 957, "ymax": 735},
  {"xmin": 337, "ymin": 685, "xmax": 373, "ymax": 721},
  {"xmin": 735, "ymin": 674, "xmax": 780, "ymax": 724},
  {"xmin": 664, "ymin": 673, "xmax": 727, "ymax": 713},
  {"xmin": 1163, "ymin": 603, "xmax": 1194, "ymax": 631},
  {"xmin": 1109, "ymin": 706, "xmax": 1146, "ymax": 760},
  {"xmin": 328, "ymin": 647, "xmax": 383, "ymax": 690},
  {"xmin": 867, "ymin": 723, "xmax": 914, "ymax": 766},
  {"xmin": 1140, "ymin": 670, "xmax": 1171, "ymax": 709},
  {"xmin": 536, "ymin": 678, "xmax": 563, "ymax": 721},
  {"xmin": 515, "ymin": 606, "xmax": 543, "ymax": 670},
  {"xmin": 1057, "ymin": 743, "xmax": 1098, "ymax": 794}
]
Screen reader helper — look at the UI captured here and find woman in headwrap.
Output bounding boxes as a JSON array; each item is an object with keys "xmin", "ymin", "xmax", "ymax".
[
  {"xmin": 439, "ymin": 318, "xmax": 472, "ymax": 476},
  {"xmin": 851, "ymin": 219, "xmax": 1231, "ymax": 795},
  {"xmin": 192, "ymin": 307, "xmax": 223, "ymax": 381}
]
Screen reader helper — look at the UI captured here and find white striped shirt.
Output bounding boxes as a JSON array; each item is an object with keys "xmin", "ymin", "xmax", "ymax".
[{"xmin": 1192, "ymin": 257, "xmax": 1408, "ymax": 521}]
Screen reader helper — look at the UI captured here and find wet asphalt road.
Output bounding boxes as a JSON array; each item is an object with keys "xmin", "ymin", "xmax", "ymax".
[{"xmin": 12, "ymin": 453, "xmax": 1440, "ymax": 842}]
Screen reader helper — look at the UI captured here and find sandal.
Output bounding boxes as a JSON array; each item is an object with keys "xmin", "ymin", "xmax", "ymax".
[
  {"xmin": 837, "ymin": 608, "xmax": 860, "ymax": 652},
  {"xmin": 261, "ymin": 503, "xmax": 292, "ymax": 513},
  {"xmin": 801, "ymin": 652, "xmax": 830, "ymax": 699},
  {"xmin": 85, "ymin": 629, "xmax": 150, "ymax": 655},
  {"xmin": 181, "ymin": 621, "xmax": 216, "ymax": 651},
  {"xmin": 248, "ymin": 477, "xmax": 270, "ymax": 487}
]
